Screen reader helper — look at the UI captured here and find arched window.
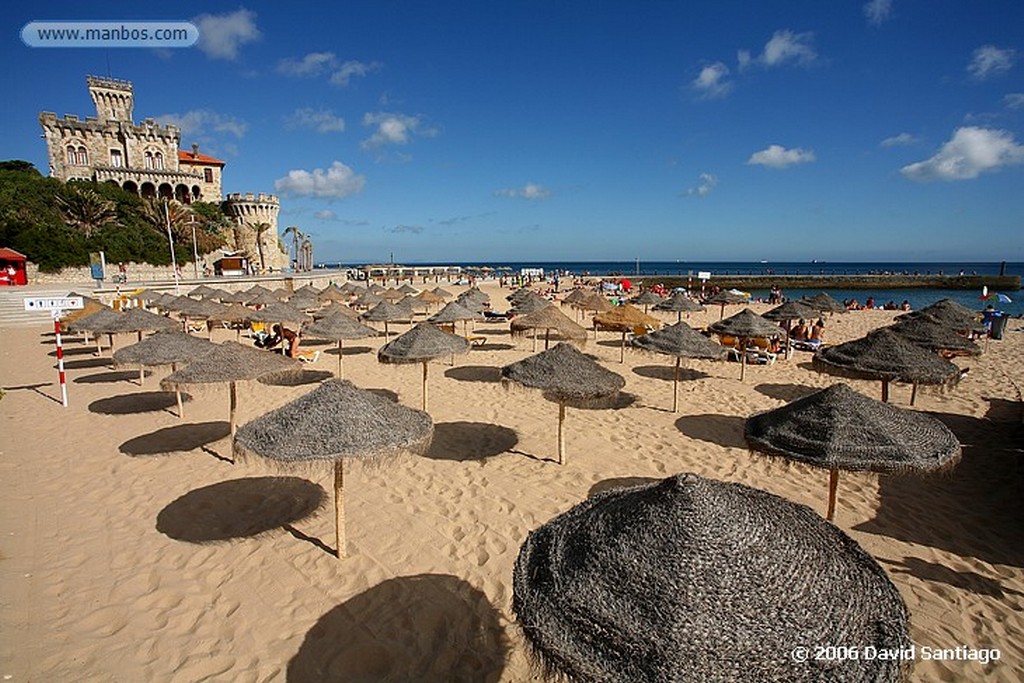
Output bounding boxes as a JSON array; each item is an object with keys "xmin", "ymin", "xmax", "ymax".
[
  {"xmin": 110, "ymin": 149, "xmax": 123, "ymax": 168},
  {"xmin": 144, "ymin": 151, "xmax": 153, "ymax": 169},
  {"xmin": 66, "ymin": 146, "xmax": 77, "ymax": 165},
  {"xmin": 154, "ymin": 152, "xmax": 164, "ymax": 170},
  {"xmin": 77, "ymin": 147, "xmax": 88, "ymax": 165}
]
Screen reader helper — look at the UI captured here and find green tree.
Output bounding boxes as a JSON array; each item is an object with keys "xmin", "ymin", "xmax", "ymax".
[
  {"xmin": 56, "ymin": 187, "xmax": 117, "ymax": 238},
  {"xmin": 253, "ymin": 222, "xmax": 272, "ymax": 272}
]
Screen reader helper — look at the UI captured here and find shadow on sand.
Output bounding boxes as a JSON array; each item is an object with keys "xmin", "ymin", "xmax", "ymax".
[
  {"xmin": 424, "ymin": 422, "xmax": 518, "ymax": 462},
  {"xmin": 632, "ymin": 365, "xmax": 710, "ymax": 382},
  {"xmin": 287, "ymin": 574, "xmax": 508, "ymax": 683},
  {"xmin": 754, "ymin": 382, "xmax": 819, "ymax": 403},
  {"xmin": 74, "ymin": 370, "xmax": 150, "ymax": 384},
  {"xmin": 119, "ymin": 420, "xmax": 230, "ymax": 457},
  {"xmin": 879, "ymin": 555, "xmax": 1024, "ymax": 600},
  {"xmin": 674, "ymin": 413, "xmax": 748, "ymax": 449},
  {"xmin": 853, "ymin": 407, "xmax": 1024, "ymax": 567},
  {"xmin": 59, "ymin": 357, "xmax": 113, "ymax": 370},
  {"xmin": 90, "ymin": 391, "xmax": 191, "ymax": 415},
  {"xmin": 157, "ymin": 476, "xmax": 326, "ymax": 544},
  {"xmin": 260, "ymin": 369, "xmax": 334, "ymax": 387},
  {"xmin": 444, "ymin": 365, "xmax": 502, "ymax": 383}
]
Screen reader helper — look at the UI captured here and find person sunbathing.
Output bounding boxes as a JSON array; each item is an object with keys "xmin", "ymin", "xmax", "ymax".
[
  {"xmin": 790, "ymin": 320, "xmax": 808, "ymax": 341},
  {"xmin": 258, "ymin": 324, "xmax": 301, "ymax": 358}
]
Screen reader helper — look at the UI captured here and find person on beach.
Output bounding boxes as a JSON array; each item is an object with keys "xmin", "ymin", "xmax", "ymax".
[
  {"xmin": 810, "ymin": 319, "xmax": 825, "ymax": 342},
  {"xmin": 257, "ymin": 324, "xmax": 301, "ymax": 357},
  {"xmin": 791, "ymin": 319, "xmax": 808, "ymax": 341}
]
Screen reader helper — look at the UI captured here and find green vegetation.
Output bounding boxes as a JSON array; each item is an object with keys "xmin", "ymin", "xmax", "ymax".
[{"xmin": 0, "ymin": 160, "xmax": 228, "ymax": 272}]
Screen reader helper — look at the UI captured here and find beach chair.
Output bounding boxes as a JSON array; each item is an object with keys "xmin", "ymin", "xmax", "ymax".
[{"xmin": 298, "ymin": 350, "xmax": 321, "ymax": 364}]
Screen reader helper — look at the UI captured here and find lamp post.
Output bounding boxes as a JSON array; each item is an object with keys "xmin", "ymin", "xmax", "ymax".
[
  {"xmin": 164, "ymin": 200, "xmax": 180, "ymax": 294},
  {"xmin": 190, "ymin": 214, "xmax": 200, "ymax": 280}
]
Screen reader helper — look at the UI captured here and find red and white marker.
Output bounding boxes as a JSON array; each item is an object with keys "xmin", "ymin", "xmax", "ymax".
[{"xmin": 54, "ymin": 311, "xmax": 68, "ymax": 407}]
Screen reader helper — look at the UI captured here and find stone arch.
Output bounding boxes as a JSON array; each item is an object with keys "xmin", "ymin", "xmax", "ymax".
[
  {"xmin": 141, "ymin": 182, "xmax": 156, "ymax": 199},
  {"xmin": 158, "ymin": 183, "xmax": 173, "ymax": 199},
  {"xmin": 191, "ymin": 185, "xmax": 201, "ymax": 201},
  {"xmin": 154, "ymin": 151, "xmax": 164, "ymax": 170},
  {"xmin": 123, "ymin": 180, "xmax": 139, "ymax": 194},
  {"xmin": 174, "ymin": 184, "xmax": 190, "ymax": 204},
  {"xmin": 144, "ymin": 151, "xmax": 153, "ymax": 169},
  {"xmin": 77, "ymin": 146, "xmax": 88, "ymax": 165},
  {"xmin": 66, "ymin": 145, "xmax": 77, "ymax": 165}
]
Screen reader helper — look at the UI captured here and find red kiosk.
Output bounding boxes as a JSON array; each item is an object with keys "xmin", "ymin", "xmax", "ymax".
[{"xmin": 0, "ymin": 247, "xmax": 28, "ymax": 286}]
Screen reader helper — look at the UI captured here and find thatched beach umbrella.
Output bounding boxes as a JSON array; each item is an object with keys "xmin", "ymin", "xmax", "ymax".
[
  {"xmin": 161, "ymin": 341, "xmax": 302, "ymax": 437},
  {"xmin": 207, "ymin": 302, "xmax": 254, "ymax": 341},
  {"xmin": 287, "ymin": 291, "xmax": 321, "ymax": 311},
  {"xmin": 708, "ymin": 308, "xmax": 786, "ymax": 380},
  {"xmin": 513, "ymin": 473, "xmax": 912, "ymax": 682},
  {"xmin": 379, "ymin": 287, "xmax": 404, "ymax": 302},
  {"xmin": 629, "ymin": 322, "xmax": 727, "ymax": 411},
  {"xmin": 313, "ymin": 302, "xmax": 359, "ymax": 320},
  {"xmin": 431, "ymin": 286, "xmax": 453, "ymax": 299},
  {"xmin": 244, "ymin": 284, "xmax": 273, "ymax": 297},
  {"xmin": 397, "ymin": 294, "xmax": 430, "ymax": 315},
  {"xmin": 896, "ymin": 298, "xmax": 983, "ymax": 333},
  {"xmin": 233, "ymin": 379, "xmax": 433, "ymax": 558},
  {"xmin": 361, "ymin": 301, "xmax": 411, "ymax": 341},
  {"xmin": 800, "ymin": 292, "xmax": 846, "ymax": 316},
  {"xmin": 887, "ymin": 317, "xmax": 982, "ymax": 357},
  {"xmin": 65, "ymin": 307, "xmax": 123, "ymax": 354},
  {"xmin": 293, "ymin": 284, "xmax": 320, "ymax": 296},
  {"xmin": 318, "ymin": 286, "xmax": 349, "ymax": 304},
  {"xmin": 302, "ymin": 313, "xmax": 378, "ymax": 378},
  {"xmin": 378, "ymin": 323, "xmax": 471, "ymax": 411},
  {"xmin": 188, "ymin": 284, "xmax": 217, "ymax": 298},
  {"xmin": 428, "ymin": 301, "xmax": 485, "ymax": 338},
  {"xmin": 652, "ymin": 292, "xmax": 705, "ymax": 323},
  {"xmin": 247, "ymin": 291, "xmax": 282, "ymax": 308},
  {"xmin": 593, "ymin": 304, "xmax": 661, "ymax": 363},
  {"xmin": 509, "ymin": 293, "xmax": 552, "ymax": 316},
  {"xmin": 351, "ymin": 290, "xmax": 384, "ymax": 309},
  {"xmin": 89, "ymin": 307, "xmax": 180, "ymax": 372},
  {"xmin": 220, "ymin": 289, "xmax": 253, "ymax": 304},
  {"xmin": 415, "ymin": 289, "xmax": 445, "ymax": 307},
  {"xmin": 745, "ymin": 383, "xmax": 961, "ymax": 521},
  {"xmin": 113, "ymin": 331, "xmax": 218, "ymax": 416},
  {"xmin": 705, "ymin": 289, "xmax": 750, "ymax": 320},
  {"xmin": 245, "ymin": 302, "xmax": 312, "ymax": 326},
  {"xmin": 560, "ymin": 288, "xmax": 588, "ymax": 307},
  {"xmin": 812, "ymin": 328, "xmax": 961, "ymax": 404},
  {"xmin": 763, "ymin": 300, "xmax": 818, "ymax": 359},
  {"xmin": 501, "ymin": 343, "xmax": 624, "ymax": 464},
  {"xmin": 630, "ymin": 290, "xmax": 663, "ymax": 313},
  {"xmin": 398, "ymin": 283, "xmax": 419, "ymax": 295},
  {"xmin": 510, "ymin": 305, "xmax": 589, "ymax": 351}
]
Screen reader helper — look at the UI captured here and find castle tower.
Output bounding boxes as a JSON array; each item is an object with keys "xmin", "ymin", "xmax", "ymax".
[
  {"xmin": 87, "ymin": 75, "xmax": 134, "ymax": 123},
  {"xmin": 222, "ymin": 193, "xmax": 288, "ymax": 272}
]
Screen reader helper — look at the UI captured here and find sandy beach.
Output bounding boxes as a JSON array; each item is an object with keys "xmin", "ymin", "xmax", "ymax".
[{"xmin": 1, "ymin": 279, "xmax": 1022, "ymax": 682}]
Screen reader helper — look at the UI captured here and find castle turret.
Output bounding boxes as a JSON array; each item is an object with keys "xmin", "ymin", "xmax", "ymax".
[
  {"xmin": 87, "ymin": 75, "xmax": 134, "ymax": 123},
  {"xmin": 223, "ymin": 193, "xmax": 288, "ymax": 272}
]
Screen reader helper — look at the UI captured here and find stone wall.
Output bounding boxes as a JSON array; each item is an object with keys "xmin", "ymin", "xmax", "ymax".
[{"xmin": 26, "ymin": 260, "xmax": 211, "ymax": 285}]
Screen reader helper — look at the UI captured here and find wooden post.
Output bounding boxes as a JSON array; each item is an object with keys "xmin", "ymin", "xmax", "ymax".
[
  {"xmin": 532, "ymin": 328, "xmax": 538, "ymax": 352},
  {"xmin": 171, "ymin": 363, "xmax": 184, "ymax": 419},
  {"xmin": 229, "ymin": 381, "xmax": 238, "ymax": 438},
  {"xmin": 334, "ymin": 460, "xmax": 346, "ymax": 559},
  {"xmin": 881, "ymin": 379, "xmax": 890, "ymax": 403},
  {"xmin": 826, "ymin": 468, "xmax": 839, "ymax": 521},
  {"xmin": 672, "ymin": 357, "xmax": 680, "ymax": 413},
  {"xmin": 910, "ymin": 383, "xmax": 918, "ymax": 406},
  {"xmin": 337, "ymin": 339, "xmax": 344, "ymax": 378},
  {"xmin": 619, "ymin": 331, "xmax": 626, "ymax": 363},
  {"xmin": 739, "ymin": 339, "xmax": 747, "ymax": 382},
  {"xmin": 557, "ymin": 403, "xmax": 566, "ymax": 465},
  {"xmin": 139, "ymin": 364, "xmax": 145, "ymax": 385},
  {"xmin": 422, "ymin": 361, "xmax": 429, "ymax": 412},
  {"xmin": 544, "ymin": 328, "xmax": 551, "ymax": 350}
]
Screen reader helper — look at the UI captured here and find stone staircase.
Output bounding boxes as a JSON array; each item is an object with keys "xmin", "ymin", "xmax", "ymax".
[{"xmin": 0, "ymin": 287, "xmax": 89, "ymax": 327}]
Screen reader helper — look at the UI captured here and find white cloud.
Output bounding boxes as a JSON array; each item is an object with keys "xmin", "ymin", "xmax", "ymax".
[
  {"xmin": 361, "ymin": 112, "xmax": 437, "ymax": 149},
  {"xmin": 495, "ymin": 182, "xmax": 551, "ymax": 200},
  {"xmin": 684, "ymin": 173, "xmax": 718, "ymax": 197},
  {"xmin": 880, "ymin": 132, "xmax": 918, "ymax": 147},
  {"xmin": 968, "ymin": 46, "xmax": 1017, "ymax": 81},
  {"xmin": 863, "ymin": 0, "xmax": 893, "ymax": 26},
  {"xmin": 901, "ymin": 126, "xmax": 1024, "ymax": 181},
  {"xmin": 747, "ymin": 144, "xmax": 816, "ymax": 169},
  {"xmin": 1005, "ymin": 93, "xmax": 1024, "ymax": 109},
  {"xmin": 740, "ymin": 30, "xmax": 818, "ymax": 71},
  {"xmin": 385, "ymin": 224, "xmax": 423, "ymax": 234},
  {"xmin": 156, "ymin": 110, "xmax": 248, "ymax": 138},
  {"xmin": 693, "ymin": 62, "xmax": 733, "ymax": 99},
  {"xmin": 274, "ymin": 161, "xmax": 367, "ymax": 198},
  {"xmin": 277, "ymin": 52, "xmax": 380, "ymax": 86},
  {"xmin": 193, "ymin": 9, "xmax": 260, "ymax": 61},
  {"xmin": 314, "ymin": 209, "xmax": 337, "ymax": 221},
  {"xmin": 285, "ymin": 107, "xmax": 345, "ymax": 133}
]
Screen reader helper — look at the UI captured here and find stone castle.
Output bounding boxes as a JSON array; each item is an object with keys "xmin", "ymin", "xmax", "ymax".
[{"xmin": 39, "ymin": 75, "xmax": 288, "ymax": 271}]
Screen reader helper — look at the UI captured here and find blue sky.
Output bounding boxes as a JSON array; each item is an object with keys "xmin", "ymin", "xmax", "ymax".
[{"xmin": 4, "ymin": 1, "xmax": 1023, "ymax": 264}]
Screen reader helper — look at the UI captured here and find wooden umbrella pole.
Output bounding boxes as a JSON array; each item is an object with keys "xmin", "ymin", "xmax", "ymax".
[
  {"xmin": 910, "ymin": 383, "xmax": 918, "ymax": 406},
  {"xmin": 881, "ymin": 379, "xmax": 889, "ymax": 403},
  {"xmin": 532, "ymin": 328, "xmax": 538, "ymax": 352},
  {"xmin": 676, "ymin": 311, "xmax": 682, "ymax": 323},
  {"xmin": 672, "ymin": 357, "xmax": 680, "ymax": 413},
  {"xmin": 619, "ymin": 331, "xmax": 625, "ymax": 363},
  {"xmin": 229, "ymin": 381, "xmax": 238, "ymax": 438},
  {"xmin": 337, "ymin": 340, "xmax": 344, "ymax": 378},
  {"xmin": 422, "ymin": 361, "xmax": 429, "ymax": 412},
  {"xmin": 95, "ymin": 334, "xmax": 102, "ymax": 356},
  {"xmin": 544, "ymin": 328, "xmax": 550, "ymax": 350},
  {"xmin": 557, "ymin": 403, "xmax": 566, "ymax": 466},
  {"xmin": 826, "ymin": 468, "xmax": 839, "ymax": 521},
  {"xmin": 739, "ymin": 339, "xmax": 747, "ymax": 381},
  {"xmin": 139, "ymin": 364, "xmax": 145, "ymax": 385},
  {"xmin": 334, "ymin": 460, "xmax": 346, "ymax": 559},
  {"xmin": 172, "ymin": 362, "xmax": 184, "ymax": 419}
]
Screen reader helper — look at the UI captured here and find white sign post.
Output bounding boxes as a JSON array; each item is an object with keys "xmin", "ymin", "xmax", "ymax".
[{"xmin": 24, "ymin": 297, "xmax": 84, "ymax": 407}]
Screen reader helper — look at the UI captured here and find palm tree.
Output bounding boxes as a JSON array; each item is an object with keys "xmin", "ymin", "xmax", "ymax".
[
  {"xmin": 283, "ymin": 225, "xmax": 301, "ymax": 270},
  {"xmin": 299, "ymin": 236, "xmax": 313, "ymax": 271},
  {"xmin": 56, "ymin": 187, "xmax": 116, "ymax": 238},
  {"xmin": 253, "ymin": 222, "xmax": 272, "ymax": 272}
]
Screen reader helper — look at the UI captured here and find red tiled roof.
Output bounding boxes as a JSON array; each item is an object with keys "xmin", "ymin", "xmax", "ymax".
[
  {"xmin": 177, "ymin": 150, "xmax": 225, "ymax": 166},
  {"xmin": 0, "ymin": 247, "xmax": 28, "ymax": 261}
]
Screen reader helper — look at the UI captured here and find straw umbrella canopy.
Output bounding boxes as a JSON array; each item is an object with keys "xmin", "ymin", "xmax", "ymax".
[
  {"xmin": 379, "ymin": 287, "xmax": 404, "ymax": 302},
  {"xmin": 245, "ymin": 302, "xmax": 312, "ymax": 326},
  {"xmin": 90, "ymin": 306, "xmax": 179, "ymax": 358},
  {"xmin": 314, "ymin": 302, "xmax": 359, "ymax": 320},
  {"xmin": 351, "ymin": 291, "xmax": 384, "ymax": 309},
  {"xmin": 746, "ymin": 383, "xmax": 961, "ymax": 521},
  {"xmin": 397, "ymin": 294, "xmax": 430, "ymax": 314},
  {"xmin": 318, "ymin": 287, "xmax": 350, "ymax": 303},
  {"xmin": 366, "ymin": 282, "xmax": 386, "ymax": 294},
  {"xmin": 560, "ymin": 289, "xmax": 588, "ymax": 306},
  {"xmin": 431, "ymin": 286, "xmax": 453, "ymax": 299},
  {"xmin": 294, "ymin": 284, "xmax": 320, "ymax": 296},
  {"xmin": 509, "ymin": 293, "xmax": 552, "ymax": 316},
  {"xmin": 512, "ymin": 473, "xmax": 912, "ymax": 683},
  {"xmin": 629, "ymin": 322, "xmax": 728, "ymax": 411},
  {"xmin": 287, "ymin": 291, "xmax": 321, "ymax": 311},
  {"xmin": 303, "ymin": 313, "xmax": 378, "ymax": 377},
  {"xmin": 65, "ymin": 307, "xmax": 123, "ymax": 354},
  {"xmin": 593, "ymin": 304, "xmax": 662, "ymax": 363},
  {"xmin": 456, "ymin": 287, "xmax": 490, "ymax": 310},
  {"xmin": 428, "ymin": 301, "xmax": 485, "ymax": 337},
  {"xmin": 705, "ymin": 289, "xmax": 750, "ymax": 319},
  {"xmin": 415, "ymin": 289, "xmax": 445, "ymax": 307},
  {"xmin": 161, "ymin": 341, "xmax": 302, "ymax": 437},
  {"xmin": 361, "ymin": 301, "xmax": 412, "ymax": 341},
  {"xmin": 896, "ymin": 298, "xmax": 983, "ymax": 333},
  {"xmin": 501, "ymin": 343, "xmax": 624, "ymax": 464},
  {"xmin": 113, "ymin": 331, "xmax": 218, "ymax": 416},
  {"xmin": 630, "ymin": 290, "xmax": 663, "ymax": 313},
  {"xmin": 207, "ymin": 302, "xmax": 256, "ymax": 340},
  {"xmin": 812, "ymin": 328, "xmax": 961, "ymax": 404},
  {"xmin": 202, "ymin": 287, "xmax": 233, "ymax": 302},
  {"xmin": 220, "ymin": 289, "xmax": 253, "ymax": 304},
  {"xmin": 800, "ymin": 292, "xmax": 847, "ymax": 315},
  {"xmin": 653, "ymin": 292, "xmax": 705, "ymax": 322},
  {"xmin": 134, "ymin": 289, "xmax": 163, "ymax": 306},
  {"xmin": 887, "ymin": 317, "xmax": 982, "ymax": 357},
  {"xmin": 398, "ymin": 283, "xmax": 419, "ymax": 295},
  {"xmin": 763, "ymin": 300, "xmax": 818, "ymax": 359},
  {"xmin": 378, "ymin": 323, "xmax": 471, "ymax": 410},
  {"xmin": 233, "ymin": 379, "xmax": 433, "ymax": 559},
  {"xmin": 510, "ymin": 305, "xmax": 589, "ymax": 351},
  {"xmin": 707, "ymin": 308, "xmax": 786, "ymax": 381},
  {"xmin": 244, "ymin": 284, "xmax": 273, "ymax": 297},
  {"xmin": 572, "ymin": 290, "xmax": 614, "ymax": 314},
  {"xmin": 189, "ymin": 284, "xmax": 217, "ymax": 298}
]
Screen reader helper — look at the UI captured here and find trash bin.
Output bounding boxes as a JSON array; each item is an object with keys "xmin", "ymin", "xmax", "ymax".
[{"xmin": 989, "ymin": 313, "xmax": 1008, "ymax": 340}]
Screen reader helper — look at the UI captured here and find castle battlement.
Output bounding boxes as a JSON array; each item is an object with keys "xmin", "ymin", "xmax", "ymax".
[
  {"xmin": 225, "ymin": 192, "xmax": 279, "ymax": 204},
  {"xmin": 86, "ymin": 74, "xmax": 132, "ymax": 91}
]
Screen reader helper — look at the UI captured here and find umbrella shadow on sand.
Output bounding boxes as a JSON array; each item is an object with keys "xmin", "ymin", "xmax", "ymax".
[
  {"xmin": 60, "ymin": 357, "xmax": 113, "ymax": 370},
  {"xmin": 260, "ymin": 369, "xmax": 334, "ymax": 387},
  {"xmin": 324, "ymin": 345, "xmax": 373, "ymax": 357},
  {"xmin": 157, "ymin": 476, "xmax": 326, "ymax": 544},
  {"xmin": 588, "ymin": 476, "xmax": 662, "ymax": 498},
  {"xmin": 119, "ymin": 421, "xmax": 231, "ymax": 460},
  {"xmin": 754, "ymin": 383, "xmax": 819, "ymax": 403},
  {"xmin": 75, "ymin": 370, "xmax": 152, "ymax": 384},
  {"xmin": 674, "ymin": 414, "xmax": 748, "ymax": 449},
  {"xmin": 424, "ymin": 422, "xmax": 518, "ymax": 462},
  {"xmin": 444, "ymin": 366, "xmax": 502, "ymax": 383},
  {"xmin": 878, "ymin": 556, "xmax": 1024, "ymax": 600},
  {"xmin": 854, "ymin": 407, "xmax": 1024, "ymax": 568},
  {"xmin": 287, "ymin": 573, "xmax": 508, "ymax": 683},
  {"xmin": 632, "ymin": 365, "xmax": 709, "ymax": 382},
  {"xmin": 47, "ymin": 346, "xmax": 99, "ymax": 357},
  {"xmin": 90, "ymin": 391, "xmax": 192, "ymax": 415}
]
